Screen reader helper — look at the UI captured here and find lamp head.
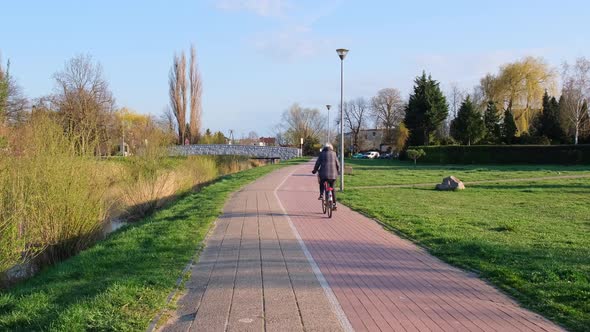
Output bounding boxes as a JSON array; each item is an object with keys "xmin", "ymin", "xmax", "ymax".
[{"xmin": 336, "ymin": 48, "xmax": 349, "ymax": 60}]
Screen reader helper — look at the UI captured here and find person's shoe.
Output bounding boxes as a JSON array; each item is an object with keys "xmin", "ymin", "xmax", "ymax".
[
  {"xmin": 332, "ymin": 205, "xmax": 337, "ymax": 211},
  {"xmin": 318, "ymin": 195, "xmax": 323, "ymax": 200}
]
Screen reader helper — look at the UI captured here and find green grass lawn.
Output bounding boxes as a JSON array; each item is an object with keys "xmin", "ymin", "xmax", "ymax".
[
  {"xmin": 339, "ymin": 167, "xmax": 590, "ymax": 331},
  {"xmin": 345, "ymin": 158, "xmax": 590, "ymax": 187},
  {"xmin": 0, "ymin": 158, "xmax": 306, "ymax": 331}
]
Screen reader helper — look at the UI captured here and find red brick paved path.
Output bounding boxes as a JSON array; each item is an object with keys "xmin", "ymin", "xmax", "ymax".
[{"xmin": 162, "ymin": 161, "xmax": 564, "ymax": 332}]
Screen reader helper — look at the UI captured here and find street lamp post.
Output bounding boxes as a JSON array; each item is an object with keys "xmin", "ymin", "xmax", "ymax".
[
  {"xmin": 325, "ymin": 104, "xmax": 331, "ymax": 143},
  {"xmin": 336, "ymin": 48, "xmax": 348, "ymax": 192}
]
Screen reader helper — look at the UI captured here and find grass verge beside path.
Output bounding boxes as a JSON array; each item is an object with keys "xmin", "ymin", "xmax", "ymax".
[
  {"xmin": 339, "ymin": 177, "xmax": 590, "ymax": 332},
  {"xmin": 345, "ymin": 159, "xmax": 590, "ymax": 187},
  {"xmin": 0, "ymin": 158, "xmax": 307, "ymax": 331}
]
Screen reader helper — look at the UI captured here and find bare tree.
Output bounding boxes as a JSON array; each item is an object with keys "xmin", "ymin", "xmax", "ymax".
[
  {"xmin": 447, "ymin": 83, "xmax": 466, "ymax": 120},
  {"xmin": 561, "ymin": 57, "xmax": 590, "ymax": 144},
  {"xmin": 52, "ymin": 54, "xmax": 115, "ymax": 154},
  {"xmin": 169, "ymin": 52, "xmax": 187, "ymax": 144},
  {"xmin": 189, "ymin": 45, "xmax": 203, "ymax": 143},
  {"xmin": 158, "ymin": 106, "xmax": 177, "ymax": 137},
  {"xmin": 271, "ymin": 123, "xmax": 288, "ymax": 146},
  {"xmin": 279, "ymin": 103, "xmax": 325, "ymax": 146},
  {"xmin": 0, "ymin": 56, "xmax": 28, "ymax": 125},
  {"xmin": 344, "ymin": 97, "xmax": 370, "ymax": 153},
  {"xmin": 371, "ymin": 88, "xmax": 405, "ymax": 150}
]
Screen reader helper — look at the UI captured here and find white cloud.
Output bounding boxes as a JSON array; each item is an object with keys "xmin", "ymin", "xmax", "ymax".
[
  {"xmin": 251, "ymin": 24, "xmax": 332, "ymax": 60},
  {"xmin": 214, "ymin": 0, "xmax": 341, "ymax": 61},
  {"xmin": 215, "ymin": 0, "xmax": 292, "ymax": 18}
]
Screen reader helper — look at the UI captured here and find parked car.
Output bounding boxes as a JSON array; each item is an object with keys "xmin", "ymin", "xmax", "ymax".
[
  {"xmin": 379, "ymin": 153, "xmax": 392, "ymax": 159},
  {"xmin": 352, "ymin": 153, "xmax": 364, "ymax": 159},
  {"xmin": 363, "ymin": 151, "xmax": 380, "ymax": 159}
]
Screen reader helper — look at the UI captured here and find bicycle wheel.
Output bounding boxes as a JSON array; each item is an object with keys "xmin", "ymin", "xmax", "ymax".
[
  {"xmin": 322, "ymin": 197, "xmax": 327, "ymax": 214},
  {"xmin": 327, "ymin": 192, "xmax": 333, "ymax": 218}
]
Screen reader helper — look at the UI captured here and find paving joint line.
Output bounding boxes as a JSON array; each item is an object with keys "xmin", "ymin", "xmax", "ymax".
[
  {"xmin": 224, "ymin": 196, "xmax": 247, "ymax": 332},
  {"xmin": 147, "ymin": 192, "xmax": 236, "ymax": 332},
  {"xmin": 267, "ymin": 191, "xmax": 307, "ymax": 331}
]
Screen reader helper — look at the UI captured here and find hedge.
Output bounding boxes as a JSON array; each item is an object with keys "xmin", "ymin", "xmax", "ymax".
[{"xmin": 407, "ymin": 145, "xmax": 590, "ymax": 164}]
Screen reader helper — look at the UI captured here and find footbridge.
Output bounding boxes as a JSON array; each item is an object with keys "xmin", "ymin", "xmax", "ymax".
[{"xmin": 170, "ymin": 144, "xmax": 301, "ymax": 160}]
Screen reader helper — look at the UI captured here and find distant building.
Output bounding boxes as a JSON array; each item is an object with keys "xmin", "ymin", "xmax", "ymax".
[
  {"xmin": 344, "ymin": 128, "xmax": 394, "ymax": 152},
  {"xmin": 258, "ymin": 137, "xmax": 276, "ymax": 146}
]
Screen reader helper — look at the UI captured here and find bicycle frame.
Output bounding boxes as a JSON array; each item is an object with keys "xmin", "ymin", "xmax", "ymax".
[{"xmin": 322, "ymin": 179, "xmax": 335, "ymax": 218}]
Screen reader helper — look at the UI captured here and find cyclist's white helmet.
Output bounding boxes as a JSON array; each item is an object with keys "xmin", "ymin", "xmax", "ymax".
[{"xmin": 324, "ymin": 143, "xmax": 333, "ymax": 151}]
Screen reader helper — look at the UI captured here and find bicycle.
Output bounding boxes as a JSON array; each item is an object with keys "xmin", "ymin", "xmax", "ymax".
[{"xmin": 320, "ymin": 179, "xmax": 336, "ymax": 218}]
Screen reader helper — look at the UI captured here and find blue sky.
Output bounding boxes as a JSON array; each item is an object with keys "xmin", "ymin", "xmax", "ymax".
[{"xmin": 1, "ymin": 0, "xmax": 589, "ymax": 137}]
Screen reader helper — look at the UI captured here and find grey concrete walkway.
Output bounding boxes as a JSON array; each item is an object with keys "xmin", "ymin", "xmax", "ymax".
[{"xmin": 162, "ymin": 161, "xmax": 565, "ymax": 332}]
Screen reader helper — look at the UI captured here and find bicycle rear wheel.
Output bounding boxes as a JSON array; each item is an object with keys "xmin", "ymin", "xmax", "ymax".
[
  {"xmin": 322, "ymin": 198, "xmax": 327, "ymax": 214},
  {"xmin": 327, "ymin": 192, "xmax": 333, "ymax": 218}
]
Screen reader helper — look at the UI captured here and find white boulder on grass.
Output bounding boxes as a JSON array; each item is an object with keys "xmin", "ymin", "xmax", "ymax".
[{"xmin": 435, "ymin": 176, "xmax": 465, "ymax": 191}]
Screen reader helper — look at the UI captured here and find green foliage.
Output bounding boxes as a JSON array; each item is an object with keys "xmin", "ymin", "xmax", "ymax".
[
  {"xmin": 339, "ymin": 175, "xmax": 590, "ymax": 332},
  {"xmin": 532, "ymin": 92, "xmax": 565, "ymax": 143},
  {"xmin": 394, "ymin": 122, "xmax": 410, "ymax": 151},
  {"xmin": 406, "ymin": 149, "xmax": 426, "ymax": 165},
  {"xmin": 404, "ymin": 72, "xmax": 449, "ymax": 146},
  {"xmin": 302, "ymin": 135, "xmax": 320, "ymax": 156},
  {"xmin": 483, "ymin": 101, "xmax": 502, "ymax": 143},
  {"xmin": 407, "ymin": 145, "xmax": 590, "ymax": 164},
  {"xmin": 502, "ymin": 107, "xmax": 518, "ymax": 143},
  {"xmin": 450, "ymin": 96, "xmax": 485, "ymax": 145},
  {"xmin": 0, "ymin": 115, "xmax": 108, "ymax": 272},
  {"xmin": 199, "ymin": 129, "xmax": 225, "ymax": 144}
]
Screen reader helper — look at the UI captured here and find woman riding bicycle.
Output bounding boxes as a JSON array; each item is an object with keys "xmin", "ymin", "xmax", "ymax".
[{"xmin": 312, "ymin": 143, "xmax": 340, "ymax": 210}]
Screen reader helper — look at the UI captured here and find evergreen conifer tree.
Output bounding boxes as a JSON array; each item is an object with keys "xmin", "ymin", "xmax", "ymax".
[
  {"xmin": 450, "ymin": 96, "xmax": 485, "ymax": 145},
  {"xmin": 502, "ymin": 104, "xmax": 517, "ymax": 144},
  {"xmin": 404, "ymin": 72, "xmax": 448, "ymax": 146},
  {"xmin": 483, "ymin": 101, "xmax": 502, "ymax": 143}
]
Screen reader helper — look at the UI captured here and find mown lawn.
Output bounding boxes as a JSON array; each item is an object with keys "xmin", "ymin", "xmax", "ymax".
[
  {"xmin": 339, "ymin": 170, "xmax": 590, "ymax": 332},
  {"xmin": 0, "ymin": 158, "xmax": 306, "ymax": 331},
  {"xmin": 345, "ymin": 158, "xmax": 590, "ymax": 187}
]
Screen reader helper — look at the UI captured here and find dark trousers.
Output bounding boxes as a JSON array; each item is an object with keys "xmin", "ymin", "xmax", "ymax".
[{"xmin": 319, "ymin": 178, "xmax": 336, "ymax": 203}]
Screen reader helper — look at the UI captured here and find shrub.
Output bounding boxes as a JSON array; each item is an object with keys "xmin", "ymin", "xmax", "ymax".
[
  {"xmin": 118, "ymin": 145, "xmax": 177, "ymax": 218},
  {"xmin": 1, "ymin": 116, "xmax": 261, "ymax": 283},
  {"xmin": 408, "ymin": 145, "xmax": 590, "ymax": 164},
  {"xmin": 0, "ymin": 116, "xmax": 108, "ymax": 271},
  {"xmin": 406, "ymin": 149, "xmax": 426, "ymax": 165}
]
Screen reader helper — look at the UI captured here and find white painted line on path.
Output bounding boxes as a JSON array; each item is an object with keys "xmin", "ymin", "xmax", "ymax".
[{"xmin": 273, "ymin": 164, "xmax": 354, "ymax": 332}]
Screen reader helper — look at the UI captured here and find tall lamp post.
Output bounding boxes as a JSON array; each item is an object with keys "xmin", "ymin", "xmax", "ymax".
[
  {"xmin": 336, "ymin": 48, "xmax": 348, "ymax": 192},
  {"xmin": 325, "ymin": 104, "xmax": 331, "ymax": 143}
]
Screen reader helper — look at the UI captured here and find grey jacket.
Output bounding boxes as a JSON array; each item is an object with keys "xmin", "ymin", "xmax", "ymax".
[{"xmin": 313, "ymin": 150, "xmax": 340, "ymax": 180}]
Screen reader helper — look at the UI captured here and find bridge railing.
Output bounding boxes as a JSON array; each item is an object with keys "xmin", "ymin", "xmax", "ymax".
[{"xmin": 170, "ymin": 144, "xmax": 301, "ymax": 160}]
